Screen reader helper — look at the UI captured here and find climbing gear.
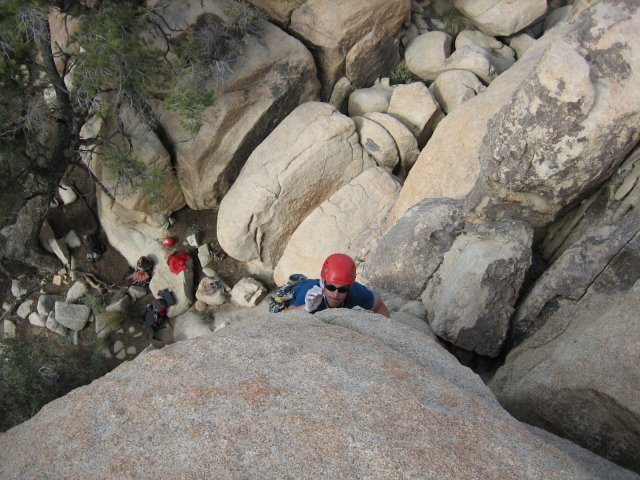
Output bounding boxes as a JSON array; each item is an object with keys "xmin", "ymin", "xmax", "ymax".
[
  {"xmin": 140, "ymin": 289, "xmax": 176, "ymax": 337},
  {"xmin": 268, "ymin": 274, "xmax": 307, "ymax": 313},
  {"xmin": 167, "ymin": 251, "xmax": 190, "ymax": 274},
  {"xmin": 320, "ymin": 253, "xmax": 356, "ymax": 286},
  {"xmin": 124, "ymin": 256, "xmax": 154, "ymax": 287},
  {"xmin": 162, "ymin": 237, "xmax": 175, "ymax": 248}
]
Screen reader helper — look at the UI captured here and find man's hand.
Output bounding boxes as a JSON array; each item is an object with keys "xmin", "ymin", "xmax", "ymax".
[{"xmin": 304, "ymin": 285, "xmax": 324, "ymax": 312}]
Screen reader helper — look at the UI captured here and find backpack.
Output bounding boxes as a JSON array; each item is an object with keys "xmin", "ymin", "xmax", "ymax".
[{"xmin": 268, "ymin": 274, "xmax": 307, "ymax": 313}]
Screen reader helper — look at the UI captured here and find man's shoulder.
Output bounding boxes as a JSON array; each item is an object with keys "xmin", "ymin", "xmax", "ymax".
[
  {"xmin": 291, "ymin": 279, "xmax": 320, "ymax": 306},
  {"xmin": 346, "ymin": 282, "xmax": 375, "ymax": 309}
]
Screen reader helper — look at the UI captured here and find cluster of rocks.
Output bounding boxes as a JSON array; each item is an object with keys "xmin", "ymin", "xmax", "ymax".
[{"xmin": 4, "ymin": 0, "xmax": 639, "ymax": 476}]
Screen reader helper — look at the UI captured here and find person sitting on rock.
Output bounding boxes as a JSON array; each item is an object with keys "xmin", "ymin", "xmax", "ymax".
[{"xmin": 289, "ymin": 253, "xmax": 390, "ymax": 317}]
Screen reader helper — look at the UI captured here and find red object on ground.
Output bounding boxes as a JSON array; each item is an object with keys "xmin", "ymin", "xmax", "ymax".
[
  {"xmin": 162, "ymin": 237, "xmax": 175, "ymax": 248},
  {"xmin": 167, "ymin": 251, "xmax": 190, "ymax": 274}
]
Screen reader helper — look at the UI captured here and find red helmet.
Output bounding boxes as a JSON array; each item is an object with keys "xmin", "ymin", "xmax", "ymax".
[{"xmin": 321, "ymin": 253, "xmax": 356, "ymax": 285}]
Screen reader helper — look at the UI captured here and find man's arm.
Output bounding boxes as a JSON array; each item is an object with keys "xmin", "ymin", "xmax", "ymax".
[{"xmin": 372, "ymin": 295, "xmax": 390, "ymax": 317}]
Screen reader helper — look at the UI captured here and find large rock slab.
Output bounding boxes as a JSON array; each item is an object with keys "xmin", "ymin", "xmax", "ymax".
[
  {"xmin": 289, "ymin": 0, "xmax": 409, "ymax": 99},
  {"xmin": 512, "ymin": 144, "xmax": 640, "ymax": 346},
  {"xmin": 389, "ymin": 1, "xmax": 640, "ymax": 230},
  {"xmin": 149, "ymin": 0, "xmax": 320, "ymax": 209},
  {"xmin": 217, "ymin": 102, "xmax": 375, "ymax": 268},
  {"xmin": 453, "ymin": 0, "xmax": 547, "ymax": 37},
  {"xmin": 1, "ymin": 311, "xmax": 637, "ymax": 479},
  {"xmin": 490, "ymin": 231, "xmax": 640, "ymax": 472},
  {"xmin": 422, "ymin": 220, "xmax": 533, "ymax": 357},
  {"xmin": 362, "ymin": 198, "xmax": 465, "ymax": 300},
  {"xmin": 273, "ymin": 167, "xmax": 401, "ymax": 285}
]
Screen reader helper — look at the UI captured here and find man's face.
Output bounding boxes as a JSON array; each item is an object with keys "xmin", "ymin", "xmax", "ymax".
[{"xmin": 323, "ymin": 282, "xmax": 350, "ymax": 308}]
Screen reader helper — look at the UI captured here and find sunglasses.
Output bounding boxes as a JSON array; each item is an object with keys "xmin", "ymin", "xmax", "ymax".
[{"xmin": 324, "ymin": 284, "xmax": 349, "ymax": 293}]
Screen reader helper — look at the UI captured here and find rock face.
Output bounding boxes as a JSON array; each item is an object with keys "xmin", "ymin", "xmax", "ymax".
[
  {"xmin": 453, "ymin": 0, "xmax": 547, "ymax": 37},
  {"xmin": 273, "ymin": 167, "xmax": 401, "ymax": 285},
  {"xmin": 489, "ymin": 231, "xmax": 640, "ymax": 472},
  {"xmin": 217, "ymin": 102, "xmax": 375, "ymax": 268},
  {"xmin": 289, "ymin": 0, "xmax": 409, "ymax": 98},
  {"xmin": 149, "ymin": 0, "xmax": 320, "ymax": 210},
  {"xmin": 389, "ymin": 1, "xmax": 640, "ymax": 230},
  {"xmin": 362, "ymin": 198, "xmax": 465, "ymax": 300},
  {"xmin": 1, "ymin": 311, "xmax": 637, "ymax": 479},
  {"xmin": 422, "ymin": 220, "xmax": 533, "ymax": 357}
]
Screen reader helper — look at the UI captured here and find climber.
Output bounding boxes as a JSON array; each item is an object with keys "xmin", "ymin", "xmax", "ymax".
[{"xmin": 289, "ymin": 253, "xmax": 390, "ymax": 317}]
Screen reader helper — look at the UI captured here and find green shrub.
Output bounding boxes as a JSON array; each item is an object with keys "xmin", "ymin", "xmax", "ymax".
[
  {"xmin": 0, "ymin": 335, "xmax": 110, "ymax": 432},
  {"xmin": 390, "ymin": 63, "xmax": 414, "ymax": 85}
]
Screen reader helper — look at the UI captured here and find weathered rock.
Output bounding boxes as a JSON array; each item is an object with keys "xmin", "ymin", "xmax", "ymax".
[
  {"xmin": 45, "ymin": 311, "xmax": 69, "ymax": 336},
  {"xmin": 217, "ymin": 102, "xmax": 375, "ymax": 268},
  {"xmin": 422, "ymin": 220, "xmax": 533, "ymax": 357},
  {"xmin": 28, "ymin": 311, "xmax": 47, "ymax": 328},
  {"xmin": 444, "ymin": 46, "xmax": 498, "ymax": 84},
  {"xmin": 345, "ymin": 31, "xmax": 400, "ymax": 89},
  {"xmin": 64, "ymin": 230, "xmax": 82, "ymax": 249},
  {"xmin": 429, "ymin": 70, "xmax": 486, "ymax": 114},
  {"xmin": 37, "ymin": 294, "xmax": 60, "ymax": 317},
  {"xmin": 544, "ymin": 5, "xmax": 573, "ymax": 33},
  {"xmin": 509, "ymin": 33, "xmax": 535, "ymax": 59},
  {"xmin": 387, "ymin": 82, "xmax": 441, "ymax": 147},
  {"xmin": 230, "ymin": 277, "xmax": 266, "ymax": 307},
  {"xmin": 54, "ymin": 301, "xmax": 91, "ymax": 331},
  {"xmin": 389, "ymin": 1, "xmax": 640, "ymax": 229},
  {"xmin": 16, "ymin": 299, "xmax": 34, "ymax": 320},
  {"xmin": 274, "ymin": 167, "xmax": 401, "ymax": 285},
  {"xmin": 81, "ymin": 105, "xmax": 185, "ymax": 220},
  {"xmin": 453, "ymin": 0, "xmax": 547, "ymax": 36},
  {"xmin": 65, "ymin": 281, "xmax": 88, "ymax": 303},
  {"xmin": 289, "ymin": 0, "xmax": 409, "ymax": 98},
  {"xmin": 2, "ymin": 319, "xmax": 16, "ymax": 338},
  {"xmin": 347, "ymin": 83, "xmax": 394, "ymax": 117},
  {"xmin": 245, "ymin": 0, "xmax": 295, "ymax": 25},
  {"xmin": 404, "ymin": 31, "xmax": 452, "ymax": 81},
  {"xmin": 363, "ymin": 112, "xmax": 419, "ymax": 178},
  {"xmin": 490, "ymin": 232, "xmax": 640, "ymax": 472},
  {"xmin": 328, "ymin": 76, "xmax": 354, "ymax": 112},
  {"xmin": 352, "ymin": 116, "xmax": 399, "ymax": 171},
  {"xmin": 512, "ymin": 144, "xmax": 640, "ymax": 346},
  {"xmin": 1, "ymin": 311, "xmax": 636, "ymax": 479},
  {"xmin": 363, "ymin": 198, "xmax": 465, "ymax": 300},
  {"xmin": 455, "ymin": 30, "xmax": 516, "ymax": 74},
  {"xmin": 150, "ymin": 1, "xmax": 320, "ymax": 210}
]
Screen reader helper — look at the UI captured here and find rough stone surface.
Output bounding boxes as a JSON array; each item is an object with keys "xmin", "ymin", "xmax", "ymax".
[
  {"xmin": 149, "ymin": 0, "xmax": 320, "ymax": 210},
  {"xmin": 490, "ymin": 232, "xmax": 640, "ymax": 472},
  {"xmin": 352, "ymin": 116, "xmax": 399, "ymax": 171},
  {"xmin": 54, "ymin": 301, "xmax": 91, "ymax": 331},
  {"xmin": 422, "ymin": 220, "xmax": 533, "ymax": 357},
  {"xmin": 363, "ymin": 112, "xmax": 419, "ymax": 178},
  {"xmin": 363, "ymin": 199, "xmax": 465, "ymax": 300},
  {"xmin": 1, "ymin": 312, "xmax": 637, "ymax": 479},
  {"xmin": 389, "ymin": 1, "xmax": 640, "ymax": 229},
  {"xmin": 387, "ymin": 82, "xmax": 441, "ymax": 147},
  {"xmin": 404, "ymin": 31, "xmax": 452, "ymax": 81},
  {"xmin": 345, "ymin": 30, "xmax": 400, "ymax": 89},
  {"xmin": 217, "ymin": 102, "xmax": 375, "ymax": 268},
  {"xmin": 453, "ymin": 0, "xmax": 547, "ymax": 36},
  {"xmin": 274, "ymin": 167, "xmax": 401, "ymax": 285},
  {"xmin": 230, "ymin": 277, "xmax": 267, "ymax": 307},
  {"xmin": 347, "ymin": 84, "xmax": 394, "ymax": 117},
  {"xmin": 289, "ymin": 0, "xmax": 409, "ymax": 98},
  {"xmin": 429, "ymin": 70, "xmax": 486, "ymax": 114},
  {"xmin": 65, "ymin": 281, "xmax": 88, "ymax": 303}
]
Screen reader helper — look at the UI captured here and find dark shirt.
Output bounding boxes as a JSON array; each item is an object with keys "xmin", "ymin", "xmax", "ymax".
[{"xmin": 291, "ymin": 279, "xmax": 375, "ymax": 312}]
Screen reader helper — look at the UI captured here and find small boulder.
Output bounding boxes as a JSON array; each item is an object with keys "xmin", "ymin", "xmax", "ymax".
[
  {"xmin": 230, "ymin": 278, "xmax": 267, "ymax": 307},
  {"xmin": 28, "ymin": 311, "xmax": 47, "ymax": 328},
  {"xmin": 65, "ymin": 281, "xmax": 88, "ymax": 303},
  {"xmin": 17, "ymin": 299, "xmax": 34, "ymax": 320},
  {"xmin": 387, "ymin": 82, "xmax": 441, "ymax": 147},
  {"xmin": 347, "ymin": 84, "xmax": 394, "ymax": 117},
  {"xmin": 54, "ymin": 301, "xmax": 91, "ymax": 331}
]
